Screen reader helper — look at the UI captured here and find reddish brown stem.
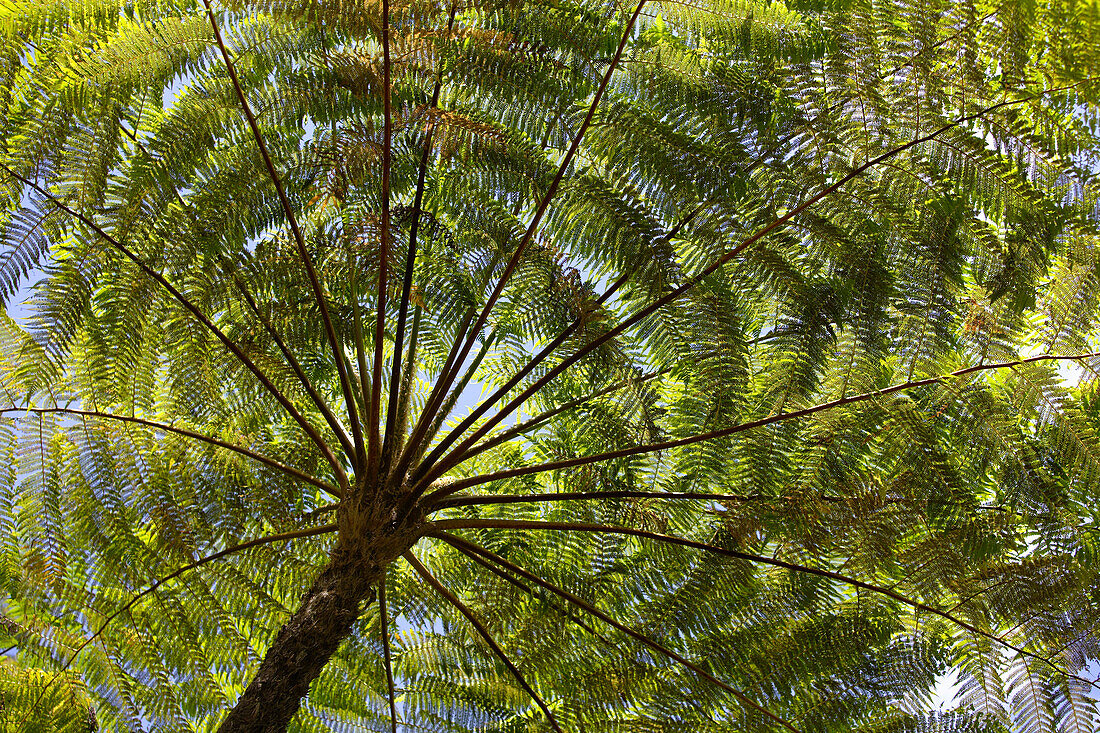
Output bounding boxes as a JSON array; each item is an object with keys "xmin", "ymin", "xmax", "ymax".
[
  {"xmin": 369, "ymin": 0, "xmax": 394, "ymax": 471},
  {"xmin": 411, "ymin": 89, "xmax": 1081, "ymax": 494},
  {"xmin": 379, "ymin": 578, "xmax": 398, "ymax": 733},
  {"xmin": 436, "ymin": 532, "xmax": 799, "ymax": 732},
  {"xmin": 201, "ymin": 0, "xmax": 365, "ymax": 469},
  {"xmin": 382, "ymin": 4, "xmax": 457, "ymax": 471},
  {"xmin": 390, "ymin": 308, "xmax": 475, "ymax": 482},
  {"xmin": 425, "ymin": 351, "xmax": 1100, "ymax": 503},
  {"xmin": 1, "ymin": 407, "xmax": 339, "ymax": 496},
  {"xmin": 430, "ymin": 518, "xmax": 1093, "ymax": 689},
  {"xmin": 433, "ymin": 490, "xmax": 799, "ymax": 511},
  {"xmin": 0, "ymin": 163, "xmax": 348, "ymax": 488},
  {"xmin": 402, "ymin": 552, "xmax": 565, "ymax": 732}
]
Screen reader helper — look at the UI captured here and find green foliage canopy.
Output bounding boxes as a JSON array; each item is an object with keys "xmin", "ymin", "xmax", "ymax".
[{"xmin": 1, "ymin": 0, "xmax": 1100, "ymax": 729}]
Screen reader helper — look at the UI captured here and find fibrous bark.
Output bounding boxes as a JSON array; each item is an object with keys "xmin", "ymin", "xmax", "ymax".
[
  {"xmin": 218, "ymin": 497, "xmax": 421, "ymax": 733},
  {"xmin": 216, "ymin": 550, "xmax": 377, "ymax": 733}
]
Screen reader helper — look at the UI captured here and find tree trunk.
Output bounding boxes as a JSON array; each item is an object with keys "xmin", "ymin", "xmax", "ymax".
[{"xmin": 216, "ymin": 550, "xmax": 378, "ymax": 733}]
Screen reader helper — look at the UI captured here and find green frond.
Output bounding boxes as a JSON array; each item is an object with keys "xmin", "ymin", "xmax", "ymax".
[{"xmin": 2, "ymin": 0, "xmax": 1100, "ymax": 728}]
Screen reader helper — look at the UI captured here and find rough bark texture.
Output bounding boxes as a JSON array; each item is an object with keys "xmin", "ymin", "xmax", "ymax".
[
  {"xmin": 216, "ymin": 552, "xmax": 378, "ymax": 732},
  {"xmin": 217, "ymin": 494, "xmax": 422, "ymax": 733}
]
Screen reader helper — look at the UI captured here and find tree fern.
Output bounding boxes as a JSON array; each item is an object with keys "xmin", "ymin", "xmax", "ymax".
[{"xmin": 1, "ymin": 0, "xmax": 1100, "ymax": 730}]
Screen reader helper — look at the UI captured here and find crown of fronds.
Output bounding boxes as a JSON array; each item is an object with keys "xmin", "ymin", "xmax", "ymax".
[{"xmin": 2, "ymin": 0, "xmax": 1100, "ymax": 730}]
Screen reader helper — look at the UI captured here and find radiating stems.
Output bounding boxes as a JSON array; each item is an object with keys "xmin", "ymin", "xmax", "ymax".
[
  {"xmin": 423, "ymin": 350, "xmax": 1100, "ymax": 503},
  {"xmin": 391, "ymin": 307, "xmax": 476, "ymax": 483},
  {"xmin": 0, "ymin": 163, "xmax": 349, "ymax": 490},
  {"xmin": 421, "ymin": 200, "xmax": 708, "ymax": 475},
  {"xmin": 398, "ymin": 225, "xmax": 518, "ymax": 472},
  {"xmin": 432, "ymin": 0, "xmax": 650, "ymax": 446},
  {"xmin": 402, "ymin": 552, "xmax": 565, "ymax": 732},
  {"xmin": 351, "ymin": 262, "xmax": 374, "ymax": 469},
  {"xmin": 393, "ymin": 303, "xmax": 423, "ymax": 456},
  {"xmin": 119, "ymin": 122, "xmax": 357, "ymax": 465},
  {"xmin": 454, "ymin": 370, "xmax": 666, "ymax": 463},
  {"xmin": 369, "ymin": 0, "xmax": 394, "ymax": 472},
  {"xmin": 429, "ymin": 518, "xmax": 1093, "ymax": 689},
  {"xmin": 382, "ymin": 2, "xmax": 458, "ymax": 469},
  {"xmin": 408, "ymin": 89, "xmax": 1090, "ymax": 495},
  {"xmin": 436, "ymin": 532, "xmax": 800, "ymax": 732},
  {"xmin": 415, "ymin": 149, "xmax": 800, "ymax": 481},
  {"xmin": 1, "ymin": 408, "xmax": 340, "ymax": 497},
  {"xmin": 418, "ymin": 327, "xmax": 499, "ymax": 458},
  {"xmin": 230, "ymin": 268, "xmax": 356, "ymax": 460},
  {"xmin": 412, "ymin": 269, "xmax": 634, "ymax": 484},
  {"xmin": 201, "ymin": 0, "xmax": 365, "ymax": 471}
]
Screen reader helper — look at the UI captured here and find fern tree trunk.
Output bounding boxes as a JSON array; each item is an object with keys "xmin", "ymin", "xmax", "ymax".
[
  {"xmin": 217, "ymin": 496, "xmax": 418, "ymax": 732},
  {"xmin": 215, "ymin": 554, "xmax": 375, "ymax": 732}
]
